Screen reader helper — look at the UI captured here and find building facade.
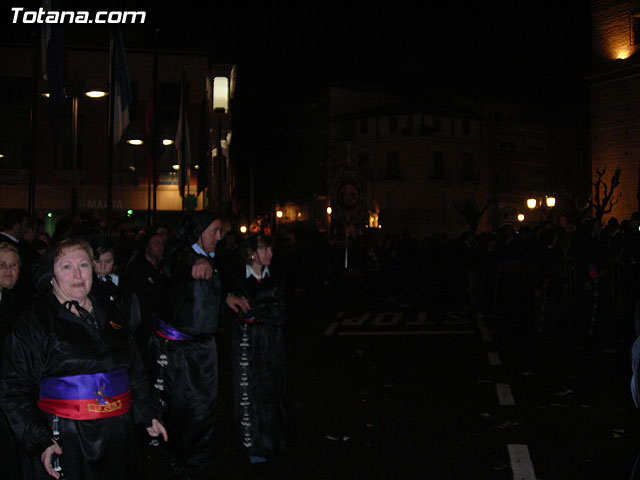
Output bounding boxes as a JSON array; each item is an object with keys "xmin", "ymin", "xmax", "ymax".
[
  {"xmin": 0, "ymin": 40, "xmax": 234, "ymax": 229},
  {"xmin": 327, "ymin": 88, "xmax": 555, "ymax": 238},
  {"xmin": 590, "ymin": 0, "xmax": 640, "ymax": 221}
]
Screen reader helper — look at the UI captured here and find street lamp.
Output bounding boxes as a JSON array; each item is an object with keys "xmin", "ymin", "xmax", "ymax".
[
  {"xmin": 47, "ymin": 86, "xmax": 106, "ymax": 214},
  {"xmin": 209, "ymin": 64, "xmax": 236, "ymax": 212},
  {"xmin": 85, "ymin": 90, "xmax": 107, "ymax": 98},
  {"xmin": 525, "ymin": 195, "xmax": 556, "ymax": 223}
]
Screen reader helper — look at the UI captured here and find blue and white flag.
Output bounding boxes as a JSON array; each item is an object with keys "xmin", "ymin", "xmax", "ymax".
[{"xmin": 112, "ymin": 27, "xmax": 132, "ymax": 145}]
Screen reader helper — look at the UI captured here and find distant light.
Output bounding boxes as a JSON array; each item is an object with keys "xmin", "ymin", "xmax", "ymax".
[
  {"xmin": 545, "ymin": 196, "xmax": 556, "ymax": 208},
  {"xmin": 85, "ymin": 90, "xmax": 106, "ymax": 98},
  {"xmin": 194, "ymin": 164, "xmax": 200, "ymax": 170},
  {"xmin": 378, "ymin": 224, "xmax": 382, "ymax": 229},
  {"xmin": 163, "ymin": 139, "xmax": 174, "ymax": 146},
  {"xmin": 517, "ymin": 214, "xmax": 525, "ymax": 222},
  {"xmin": 127, "ymin": 139, "xmax": 143, "ymax": 146},
  {"xmin": 276, "ymin": 210, "xmax": 283, "ymax": 218},
  {"xmin": 47, "ymin": 212, "xmax": 53, "ymax": 218},
  {"xmin": 41, "ymin": 92, "xmax": 50, "ymax": 98},
  {"xmin": 172, "ymin": 164, "xmax": 180, "ymax": 171},
  {"xmin": 616, "ymin": 49, "xmax": 631, "ymax": 60},
  {"xmin": 527, "ymin": 198, "xmax": 537, "ymax": 209},
  {"xmin": 326, "ymin": 206, "xmax": 332, "ymax": 215},
  {"xmin": 127, "ymin": 209, "xmax": 133, "ymax": 217},
  {"xmin": 0, "ymin": 154, "xmax": 4, "ymax": 158},
  {"xmin": 128, "ymin": 165, "xmax": 136, "ymax": 172},
  {"xmin": 240, "ymin": 225, "xmax": 247, "ymax": 234}
]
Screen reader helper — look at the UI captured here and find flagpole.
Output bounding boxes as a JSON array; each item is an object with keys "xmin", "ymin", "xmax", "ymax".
[
  {"xmin": 106, "ymin": 26, "xmax": 115, "ymax": 236},
  {"xmin": 28, "ymin": 28, "xmax": 40, "ymax": 215},
  {"xmin": 152, "ymin": 29, "xmax": 159, "ymax": 223}
]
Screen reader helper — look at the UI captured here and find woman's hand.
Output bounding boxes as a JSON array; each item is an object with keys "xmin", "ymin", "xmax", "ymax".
[
  {"xmin": 226, "ymin": 294, "xmax": 250, "ymax": 313},
  {"xmin": 40, "ymin": 440, "xmax": 62, "ymax": 479},
  {"xmin": 146, "ymin": 418, "xmax": 168, "ymax": 442}
]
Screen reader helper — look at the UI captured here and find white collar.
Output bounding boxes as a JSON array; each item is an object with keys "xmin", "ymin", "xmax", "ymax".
[
  {"xmin": 192, "ymin": 242, "xmax": 215, "ymax": 258},
  {"xmin": 246, "ymin": 264, "xmax": 269, "ymax": 280}
]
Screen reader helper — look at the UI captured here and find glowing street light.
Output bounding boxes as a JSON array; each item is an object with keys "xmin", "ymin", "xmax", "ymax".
[
  {"xmin": 517, "ymin": 214, "xmax": 525, "ymax": 222},
  {"xmin": 276, "ymin": 210, "xmax": 283, "ymax": 219},
  {"xmin": 326, "ymin": 206, "xmax": 332, "ymax": 215},
  {"xmin": 240, "ymin": 225, "xmax": 247, "ymax": 234},
  {"xmin": 545, "ymin": 196, "xmax": 556, "ymax": 208},
  {"xmin": 527, "ymin": 198, "xmax": 537, "ymax": 209},
  {"xmin": 85, "ymin": 90, "xmax": 107, "ymax": 98}
]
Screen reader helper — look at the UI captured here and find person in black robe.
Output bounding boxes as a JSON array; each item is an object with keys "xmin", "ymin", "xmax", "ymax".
[
  {"xmin": 0, "ymin": 241, "xmax": 22, "ymax": 480},
  {"xmin": 224, "ymin": 232, "xmax": 290, "ymax": 465},
  {"xmin": 0, "ymin": 241, "xmax": 22, "ymax": 343},
  {"xmin": 146, "ymin": 211, "xmax": 248, "ymax": 480},
  {"xmin": 0, "ymin": 238, "xmax": 167, "ymax": 480},
  {"xmin": 121, "ymin": 230, "xmax": 169, "ymax": 349}
]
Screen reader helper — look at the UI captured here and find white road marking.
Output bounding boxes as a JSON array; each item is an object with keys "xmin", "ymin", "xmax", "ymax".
[
  {"xmin": 406, "ymin": 312, "xmax": 435, "ymax": 326},
  {"xmin": 507, "ymin": 444, "xmax": 537, "ymax": 480},
  {"xmin": 487, "ymin": 351, "xmax": 502, "ymax": 366},
  {"xmin": 341, "ymin": 312, "xmax": 372, "ymax": 327},
  {"xmin": 496, "ymin": 383, "xmax": 515, "ymax": 406},
  {"xmin": 371, "ymin": 313, "xmax": 403, "ymax": 326},
  {"xmin": 478, "ymin": 319, "xmax": 493, "ymax": 343},
  {"xmin": 323, "ymin": 322, "xmax": 339, "ymax": 336}
]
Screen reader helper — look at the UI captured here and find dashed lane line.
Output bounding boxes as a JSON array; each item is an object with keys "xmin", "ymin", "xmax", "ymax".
[
  {"xmin": 496, "ymin": 383, "xmax": 516, "ymax": 406},
  {"xmin": 487, "ymin": 351, "xmax": 502, "ymax": 366},
  {"xmin": 507, "ymin": 444, "xmax": 537, "ymax": 480},
  {"xmin": 477, "ymin": 319, "xmax": 493, "ymax": 343}
]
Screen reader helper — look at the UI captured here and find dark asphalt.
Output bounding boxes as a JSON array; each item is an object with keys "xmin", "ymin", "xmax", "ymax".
[{"xmin": 137, "ymin": 281, "xmax": 640, "ymax": 479}]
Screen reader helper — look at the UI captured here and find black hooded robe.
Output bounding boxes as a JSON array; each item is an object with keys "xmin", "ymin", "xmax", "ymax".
[
  {"xmin": 146, "ymin": 245, "xmax": 222, "ymax": 479},
  {"xmin": 0, "ymin": 293, "xmax": 158, "ymax": 480}
]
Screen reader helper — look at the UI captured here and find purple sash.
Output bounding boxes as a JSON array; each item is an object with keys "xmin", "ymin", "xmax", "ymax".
[
  {"xmin": 38, "ymin": 368, "xmax": 131, "ymax": 420},
  {"xmin": 153, "ymin": 318, "xmax": 196, "ymax": 341}
]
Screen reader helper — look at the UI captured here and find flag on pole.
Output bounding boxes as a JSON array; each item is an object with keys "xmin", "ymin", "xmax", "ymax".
[
  {"xmin": 41, "ymin": 0, "xmax": 67, "ymax": 144},
  {"xmin": 197, "ymin": 94, "xmax": 209, "ymax": 195},
  {"xmin": 112, "ymin": 27, "xmax": 132, "ymax": 145},
  {"xmin": 175, "ymin": 70, "xmax": 191, "ymax": 198}
]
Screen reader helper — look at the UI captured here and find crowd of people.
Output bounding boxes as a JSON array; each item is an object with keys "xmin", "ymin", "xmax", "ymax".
[
  {"xmin": 4, "ymin": 205, "xmax": 640, "ymax": 478},
  {"xmin": 340, "ymin": 215, "xmax": 640, "ymax": 360},
  {"xmin": 0, "ymin": 209, "xmax": 292, "ymax": 480}
]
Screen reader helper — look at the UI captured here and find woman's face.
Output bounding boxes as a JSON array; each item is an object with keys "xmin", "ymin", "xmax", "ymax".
[
  {"xmin": 255, "ymin": 246, "xmax": 273, "ymax": 266},
  {"xmin": 0, "ymin": 251, "xmax": 20, "ymax": 290},
  {"xmin": 53, "ymin": 248, "xmax": 93, "ymax": 302},
  {"xmin": 93, "ymin": 251, "xmax": 114, "ymax": 278}
]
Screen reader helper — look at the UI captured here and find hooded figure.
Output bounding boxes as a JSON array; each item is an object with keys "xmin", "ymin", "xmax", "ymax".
[{"xmin": 146, "ymin": 210, "xmax": 223, "ymax": 480}]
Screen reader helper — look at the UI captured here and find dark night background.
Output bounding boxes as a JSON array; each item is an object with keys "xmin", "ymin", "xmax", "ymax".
[{"xmin": 2, "ymin": 1, "xmax": 593, "ymax": 210}]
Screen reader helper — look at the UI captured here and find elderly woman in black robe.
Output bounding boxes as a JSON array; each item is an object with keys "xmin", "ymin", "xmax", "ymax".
[{"xmin": 0, "ymin": 238, "xmax": 166, "ymax": 479}]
